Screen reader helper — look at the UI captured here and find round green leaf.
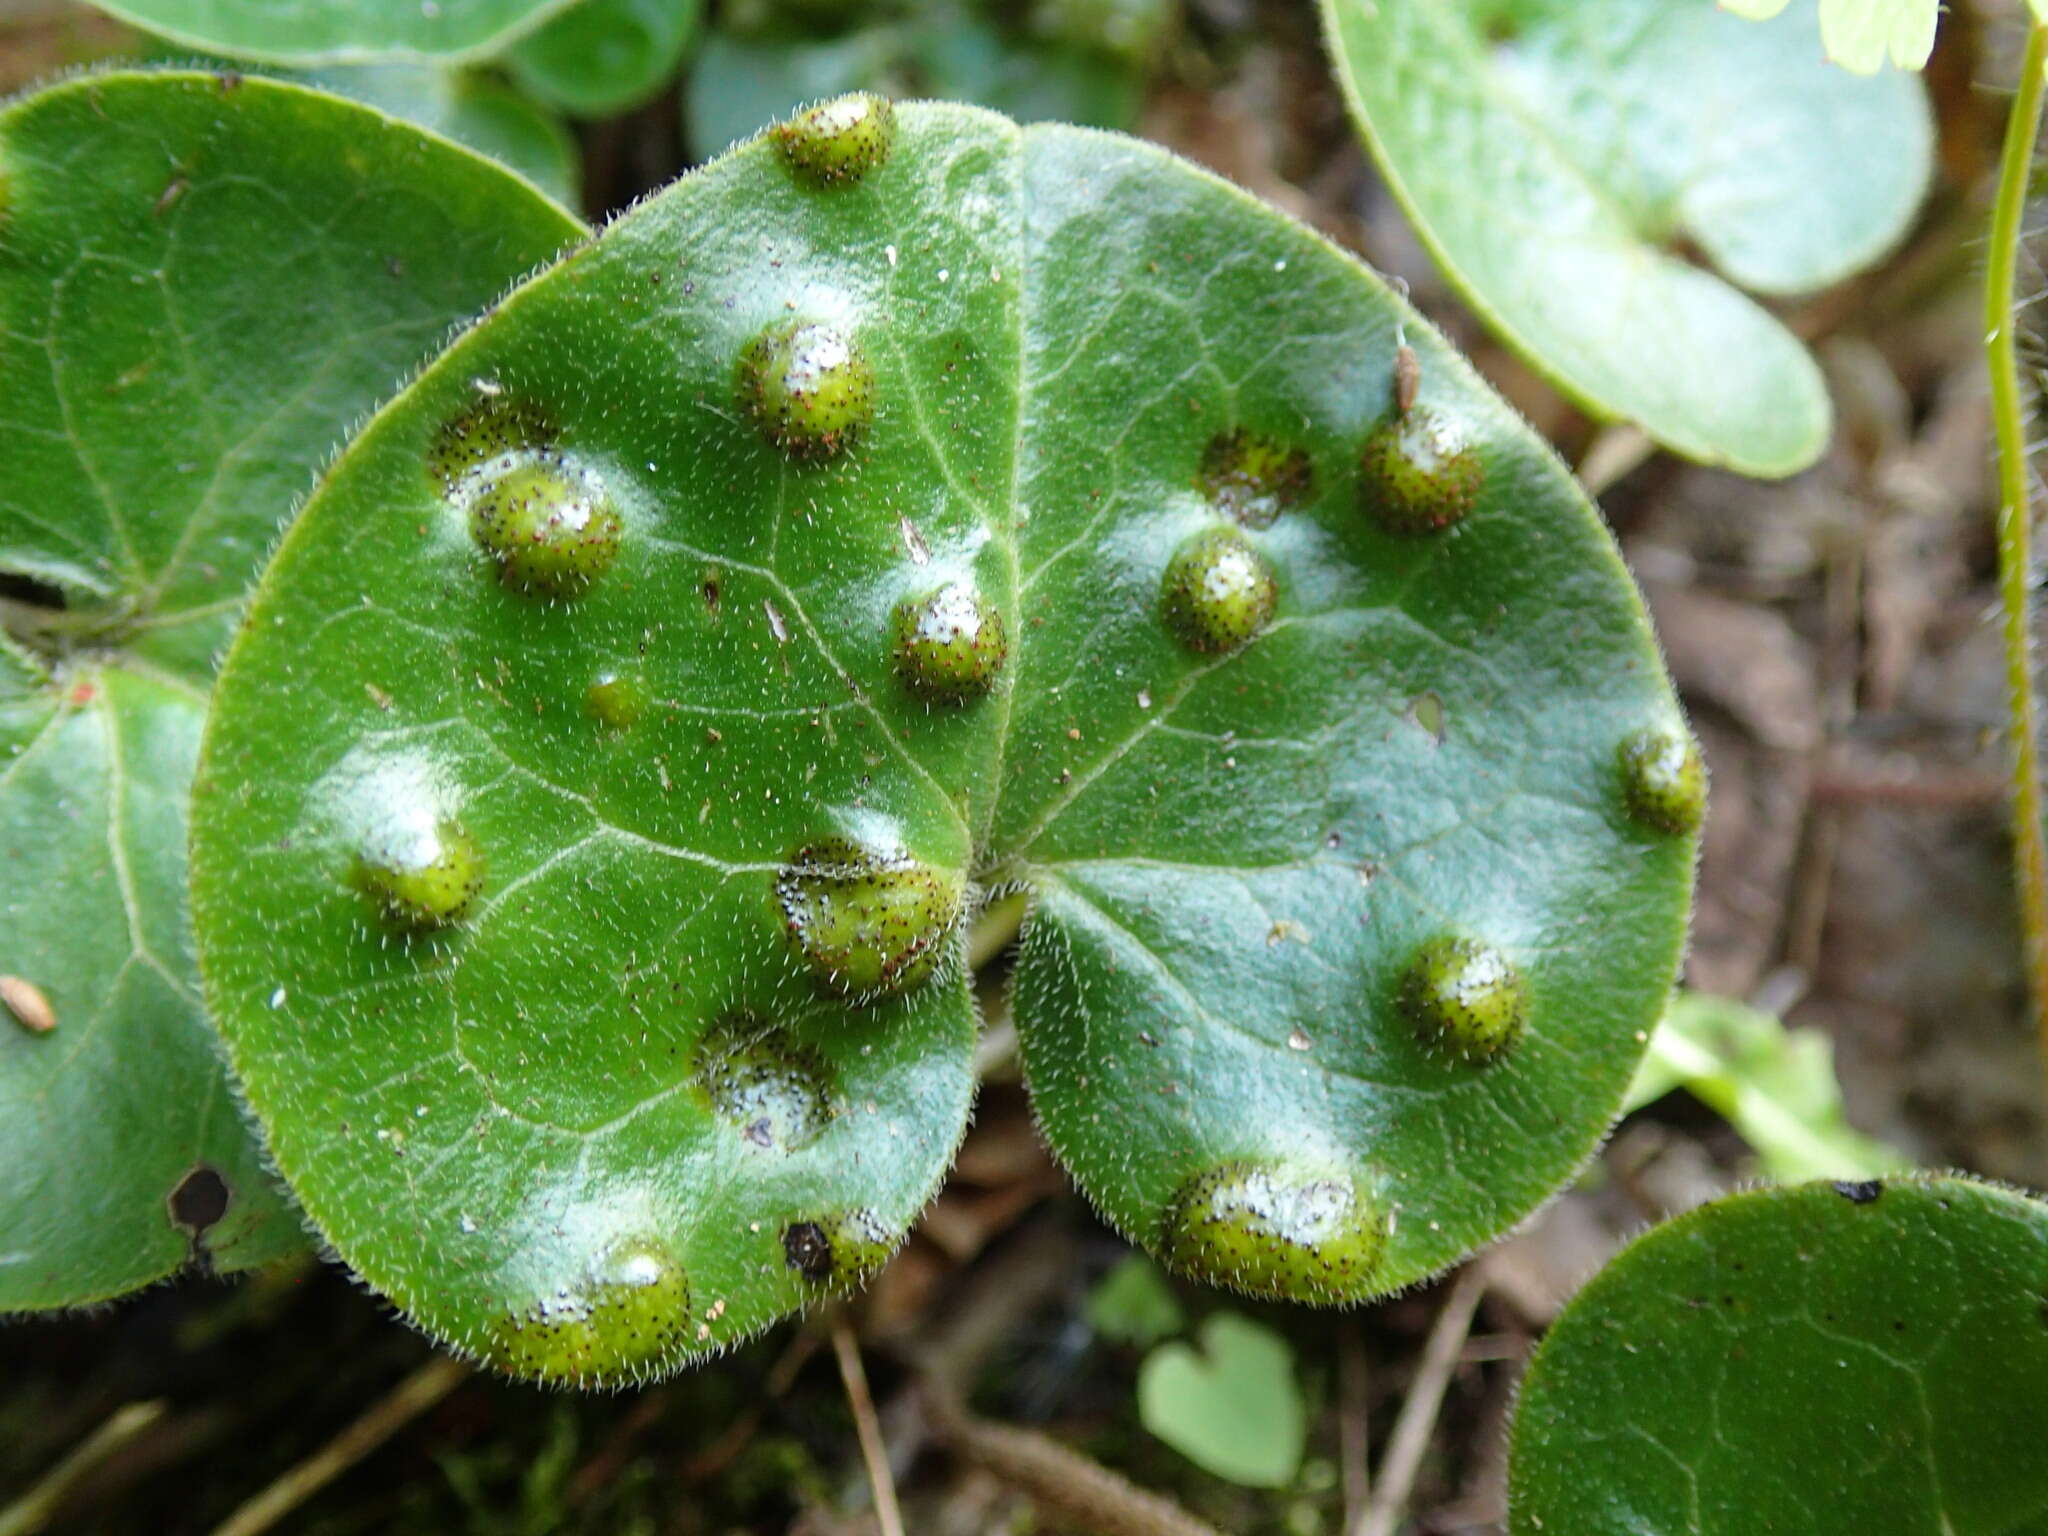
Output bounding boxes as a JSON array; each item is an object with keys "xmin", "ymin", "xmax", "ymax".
[
  {"xmin": 506, "ymin": 0, "xmax": 703, "ymax": 119},
  {"xmin": 84, "ymin": 0, "xmax": 580, "ymax": 65},
  {"xmin": 191, "ymin": 102, "xmax": 1692, "ymax": 1382},
  {"xmin": 0, "ymin": 71, "xmax": 583, "ymax": 1309},
  {"xmin": 1509, "ymin": 1176, "xmax": 2048, "ymax": 1535},
  {"xmin": 1320, "ymin": 0, "xmax": 1934, "ymax": 476}
]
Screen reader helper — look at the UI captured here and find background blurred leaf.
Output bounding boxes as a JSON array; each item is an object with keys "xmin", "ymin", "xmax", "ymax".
[
  {"xmin": 1625, "ymin": 992, "xmax": 1910, "ymax": 1183},
  {"xmin": 1139, "ymin": 1312, "xmax": 1305, "ymax": 1489},
  {"xmin": 1321, "ymin": 0, "xmax": 1934, "ymax": 475}
]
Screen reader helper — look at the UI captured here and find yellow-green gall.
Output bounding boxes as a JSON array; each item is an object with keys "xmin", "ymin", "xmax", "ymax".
[
  {"xmin": 891, "ymin": 582, "xmax": 1007, "ymax": 704},
  {"xmin": 468, "ymin": 455, "xmax": 622, "ymax": 598},
  {"xmin": 428, "ymin": 393, "xmax": 552, "ymax": 492},
  {"xmin": 695, "ymin": 1011, "xmax": 835, "ymax": 1151},
  {"xmin": 1199, "ymin": 428, "xmax": 1312, "ymax": 529},
  {"xmin": 1401, "ymin": 936, "xmax": 1528, "ymax": 1066},
  {"xmin": 782, "ymin": 1209, "xmax": 896, "ymax": 1290},
  {"xmin": 352, "ymin": 819, "xmax": 485, "ymax": 930},
  {"xmin": 774, "ymin": 92, "xmax": 896, "ymax": 186},
  {"xmin": 1618, "ymin": 727, "xmax": 1706, "ymax": 835},
  {"xmin": 583, "ymin": 669, "xmax": 650, "ymax": 731},
  {"xmin": 1359, "ymin": 405, "xmax": 1483, "ymax": 535},
  {"xmin": 1160, "ymin": 525, "xmax": 1277, "ymax": 655},
  {"xmin": 486, "ymin": 1237, "xmax": 690, "ymax": 1386},
  {"xmin": 738, "ymin": 319, "xmax": 876, "ymax": 461},
  {"xmin": 1159, "ymin": 1162, "xmax": 1384, "ymax": 1303},
  {"xmin": 774, "ymin": 837, "xmax": 963, "ymax": 1002}
]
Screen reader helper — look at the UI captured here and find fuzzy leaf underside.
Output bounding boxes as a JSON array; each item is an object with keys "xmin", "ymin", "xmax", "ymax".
[
  {"xmin": 0, "ymin": 71, "xmax": 584, "ymax": 1309},
  {"xmin": 1321, "ymin": 0, "xmax": 1934, "ymax": 476},
  {"xmin": 190, "ymin": 102, "xmax": 1693, "ymax": 1382},
  {"xmin": 1509, "ymin": 1176, "xmax": 2048, "ymax": 1535}
]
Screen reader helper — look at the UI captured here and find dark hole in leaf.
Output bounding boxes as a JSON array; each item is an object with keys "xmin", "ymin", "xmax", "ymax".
[
  {"xmin": 1832, "ymin": 1180, "xmax": 1884, "ymax": 1204},
  {"xmin": 168, "ymin": 1165, "xmax": 230, "ymax": 1233},
  {"xmin": 0, "ymin": 570, "xmax": 67, "ymax": 610},
  {"xmin": 782, "ymin": 1221, "xmax": 832, "ymax": 1280}
]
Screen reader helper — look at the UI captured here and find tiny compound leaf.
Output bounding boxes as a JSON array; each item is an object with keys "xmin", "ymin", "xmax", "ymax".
[
  {"xmin": 1508, "ymin": 1176, "xmax": 2048, "ymax": 1535},
  {"xmin": 506, "ymin": 0, "xmax": 704, "ymax": 119},
  {"xmin": 191, "ymin": 103, "xmax": 1693, "ymax": 1382},
  {"xmin": 1625, "ymin": 991, "xmax": 1910, "ymax": 1183},
  {"xmin": 0, "ymin": 71, "xmax": 583, "ymax": 1309},
  {"xmin": 79, "ymin": 0, "xmax": 579, "ymax": 64},
  {"xmin": 1320, "ymin": 0, "xmax": 1934, "ymax": 476},
  {"xmin": 1138, "ymin": 1311, "xmax": 1306, "ymax": 1489}
]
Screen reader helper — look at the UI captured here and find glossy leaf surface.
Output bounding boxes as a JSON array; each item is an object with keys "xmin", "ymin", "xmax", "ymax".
[
  {"xmin": 0, "ymin": 71, "xmax": 583, "ymax": 1309},
  {"xmin": 191, "ymin": 103, "xmax": 1693, "ymax": 1382},
  {"xmin": 1321, "ymin": 0, "xmax": 1933, "ymax": 475},
  {"xmin": 507, "ymin": 0, "xmax": 703, "ymax": 119},
  {"xmin": 85, "ymin": 0, "xmax": 575, "ymax": 64},
  {"xmin": 1510, "ymin": 1176, "xmax": 2048, "ymax": 1535}
]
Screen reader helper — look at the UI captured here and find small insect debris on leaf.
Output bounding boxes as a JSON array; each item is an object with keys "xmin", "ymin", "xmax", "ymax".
[{"xmin": 2, "ymin": 975, "xmax": 56, "ymax": 1034}]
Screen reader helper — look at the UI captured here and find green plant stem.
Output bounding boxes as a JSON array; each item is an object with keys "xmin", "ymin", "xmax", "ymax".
[{"xmin": 1987, "ymin": 20, "xmax": 2048, "ymax": 1078}]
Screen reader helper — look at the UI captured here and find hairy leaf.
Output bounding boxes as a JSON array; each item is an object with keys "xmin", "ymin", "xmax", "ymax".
[
  {"xmin": 0, "ymin": 71, "xmax": 583, "ymax": 1309},
  {"xmin": 1321, "ymin": 0, "xmax": 1933, "ymax": 475},
  {"xmin": 190, "ymin": 101, "xmax": 1693, "ymax": 1382},
  {"xmin": 1510, "ymin": 1176, "xmax": 2048, "ymax": 1535}
]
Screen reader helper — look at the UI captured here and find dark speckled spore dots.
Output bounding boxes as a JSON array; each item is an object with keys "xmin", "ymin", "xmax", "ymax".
[
  {"xmin": 467, "ymin": 454, "xmax": 622, "ymax": 597},
  {"xmin": 773, "ymin": 92, "xmax": 897, "ymax": 186},
  {"xmin": 774, "ymin": 837, "xmax": 964, "ymax": 1002},
  {"xmin": 1159, "ymin": 525, "xmax": 1278, "ymax": 655},
  {"xmin": 781, "ymin": 1208, "xmax": 897, "ymax": 1291},
  {"xmin": 738, "ymin": 318, "xmax": 877, "ymax": 461},
  {"xmin": 694, "ymin": 1011, "xmax": 835, "ymax": 1151},
  {"xmin": 485, "ymin": 1237, "xmax": 691, "ymax": 1386},
  {"xmin": 1199, "ymin": 427, "xmax": 1313, "ymax": 529},
  {"xmin": 1359, "ymin": 404, "xmax": 1484, "ymax": 535},
  {"xmin": 1160, "ymin": 1162, "xmax": 1385, "ymax": 1302},
  {"xmin": 1618, "ymin": 726, "xmax": 1707, "ymax": 835},
  {"xmin": 1400, "ymin": 936, "xmax": 1529, "ymax": 1066},
  {"xmin": 891, "ymin": 582, "xmax": 1008, "ymax": 704},
  {"xmin": 351, "ymin": 819, "xmax": 485, "ymax": 930}
]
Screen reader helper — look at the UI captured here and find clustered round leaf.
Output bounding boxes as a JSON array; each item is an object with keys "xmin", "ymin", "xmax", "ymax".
[{"xmin": 188, "ymin": 101, "xmax": 1695, "ymax": 1386}]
